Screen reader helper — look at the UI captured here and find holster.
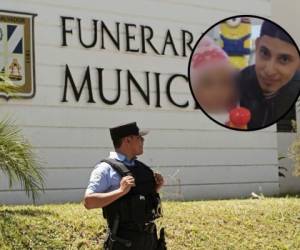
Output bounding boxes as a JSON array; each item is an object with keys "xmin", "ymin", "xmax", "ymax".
[
  {"xmin": 156, "ymin": 228, "xmax": 167, "ymax": 250},
  {"xmin": 104, "ymin": 230, "xmax": 132, "ymax": 250}
]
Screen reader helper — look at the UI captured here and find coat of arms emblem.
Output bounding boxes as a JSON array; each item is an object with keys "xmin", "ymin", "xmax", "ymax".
[{"xmin": 0, "ymin": 10, "xmax": 37, "ymax": 99}]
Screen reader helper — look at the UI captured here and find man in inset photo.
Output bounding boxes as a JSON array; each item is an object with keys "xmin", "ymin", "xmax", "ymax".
[
  {"xmin": 237, "ymin": 20, "xmax": 300, "ymax": 129},
  {"xmin": 190, "ymin": 18, "xmax": 300, "ymax": 130}
]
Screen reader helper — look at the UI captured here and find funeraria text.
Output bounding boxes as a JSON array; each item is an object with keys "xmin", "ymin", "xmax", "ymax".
[{"xmin": 61, "ymin": 16, "xmax": 197, "ymax": 108}]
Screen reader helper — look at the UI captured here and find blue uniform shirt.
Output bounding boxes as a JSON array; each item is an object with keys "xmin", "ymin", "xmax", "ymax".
[{"xmin": 85, "ymin": 151, "xmax": 135, "ymax": 194}]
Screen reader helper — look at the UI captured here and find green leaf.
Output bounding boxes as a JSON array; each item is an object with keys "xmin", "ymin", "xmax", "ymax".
[{"xmin": 0, "ymin": 117, "xmax": 45, "ymax": 202}]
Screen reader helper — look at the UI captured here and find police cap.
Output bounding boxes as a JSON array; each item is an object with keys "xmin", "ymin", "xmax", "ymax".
[{"xmin": 109, "ymin": 122, "xmax": 149, "ymax": 142}]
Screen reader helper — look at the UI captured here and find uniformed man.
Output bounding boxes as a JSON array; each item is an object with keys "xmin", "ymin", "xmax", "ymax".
[{"xmin": 83, "ymin": 122, "xmax": 166, "ymax": 250}]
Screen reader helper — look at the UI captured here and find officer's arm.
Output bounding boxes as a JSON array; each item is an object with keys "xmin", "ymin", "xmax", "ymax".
[
  {"xmin": 154, "ymin": 172, "xmax": 164, "ymax": 192},
  {"xmin": 84, "ymin": 175, "xmax": 135, "ymax": 209},
  {"xmin": 84, "ymin": 188, "xmax": 125, "ymax": 209}
]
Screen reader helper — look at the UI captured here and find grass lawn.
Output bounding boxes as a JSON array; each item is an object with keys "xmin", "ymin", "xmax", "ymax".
[{"xmin": 0, "ymin": 197, "xmax": 300, "ymax": 250}]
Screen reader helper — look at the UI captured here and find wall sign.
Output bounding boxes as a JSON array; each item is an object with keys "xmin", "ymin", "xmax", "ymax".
[
  {"xmin": 60, "ymin": 16, "xmax": 197, "ymax": 108},
  {"xmin": 0, "ymin": 10, "xmax": 36, "ymax": 99}
]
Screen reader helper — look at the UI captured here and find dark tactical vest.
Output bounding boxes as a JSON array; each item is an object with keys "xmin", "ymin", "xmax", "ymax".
[{"xmin": 101, "ymin": 158, "xmax": 162, "ymax": 227}]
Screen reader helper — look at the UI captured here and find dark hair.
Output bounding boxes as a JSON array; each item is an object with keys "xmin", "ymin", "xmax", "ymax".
[
  {"xmin": 112, "ymin": 138, "xmax": 123, "ymax": 148},
  {"xmin": 260, "ymin": 20, "xmax": 293, "ymax": 44}
]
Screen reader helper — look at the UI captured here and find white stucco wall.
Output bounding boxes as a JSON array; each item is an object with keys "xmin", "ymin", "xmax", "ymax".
[{"xmin": 0, "ymin": 0, "xmax": 279, "ymax": 204}]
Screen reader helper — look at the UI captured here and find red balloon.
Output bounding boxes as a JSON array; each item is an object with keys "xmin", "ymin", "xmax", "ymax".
[{"xmin": 229, "ymin": 107, "xmax": 251, "ymax": 126}]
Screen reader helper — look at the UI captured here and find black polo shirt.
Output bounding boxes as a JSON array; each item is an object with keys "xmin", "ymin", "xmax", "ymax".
[{"xmin": 238, "ymin": 65, "xmax": 300, "ymax": 130}]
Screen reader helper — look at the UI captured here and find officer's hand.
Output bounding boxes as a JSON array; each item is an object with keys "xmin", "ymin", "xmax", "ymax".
[
  {"xmin": 119, "ymin": 176, "xmax": 136, "ymax": 195},
  {"xmin": 154, "ymin": 172, "xmax": 164, "ymax": 191}
]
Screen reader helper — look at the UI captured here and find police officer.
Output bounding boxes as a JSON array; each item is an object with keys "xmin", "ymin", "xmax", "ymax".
[{"xmin": 84, "ymin": 122, "xmax": 166, "ymax": 250}]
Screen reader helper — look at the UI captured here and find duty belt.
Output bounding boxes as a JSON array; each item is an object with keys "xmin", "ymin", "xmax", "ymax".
[{"xmin": 118, "ymin": 221, "xmax": 156, "ymax": 233}]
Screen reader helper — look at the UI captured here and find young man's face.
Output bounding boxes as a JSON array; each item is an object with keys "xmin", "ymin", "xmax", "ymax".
[
  {"xmin": 128, "ymin": 135, "xmax": 144, "ymax": 156},
  {"xmin": 255, "ymin": 35, "xmax": 300, "ymax": 94}
]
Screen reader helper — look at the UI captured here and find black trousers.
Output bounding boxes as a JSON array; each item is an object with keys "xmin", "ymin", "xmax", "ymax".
[{"xmin": 105, "ymin": 224, "xmax": 158, "ymax": 250}]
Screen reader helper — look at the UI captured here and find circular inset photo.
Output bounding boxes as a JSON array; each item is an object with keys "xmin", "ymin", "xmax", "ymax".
[{"xmin": 188, "ymin": 15, "xmax": 300, "ymax": 131}]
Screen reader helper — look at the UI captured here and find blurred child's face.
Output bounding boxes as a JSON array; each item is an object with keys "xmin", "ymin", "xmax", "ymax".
[
  {"xmin": 193, "ymin": 65, "xmax": 237, "ymax": 113},
  {"xmin": 255, "ymin": 35, "xmax": 300, "ymax": 94}
]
